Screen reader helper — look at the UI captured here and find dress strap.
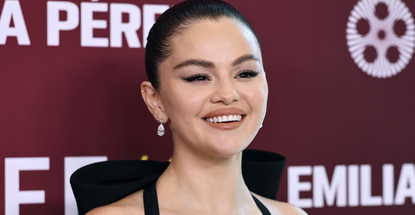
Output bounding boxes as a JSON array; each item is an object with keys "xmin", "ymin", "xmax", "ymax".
[
  {"xmin": 143, "ymin": 182, "xmax": 159, "ymax": 215},
  {"xmin": 251, "ymin": 194, "xmax": 272, "ymax": 215},
  {"xmin": 143, "ymin": 182, "xmax": 271, "ymax": 215}
]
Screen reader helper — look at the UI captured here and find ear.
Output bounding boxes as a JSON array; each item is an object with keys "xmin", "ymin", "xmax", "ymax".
[{"xmin": 141, "ymin": 81, "xmax": 168, "ymax": 123}]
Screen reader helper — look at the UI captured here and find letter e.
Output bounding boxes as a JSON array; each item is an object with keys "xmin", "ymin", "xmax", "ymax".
[
  {"xmin": 288, "ymin": 166, "xmax": 312, "ymax": 208},
  {"xmin": 5, "ymin": 157, "xmax": 49, "ymax": 215}
]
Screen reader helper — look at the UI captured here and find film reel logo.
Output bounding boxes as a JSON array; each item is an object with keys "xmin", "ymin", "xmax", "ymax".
[{"xmin": 346, "ymin": 0, "xmax": 415, "ymax": 78}]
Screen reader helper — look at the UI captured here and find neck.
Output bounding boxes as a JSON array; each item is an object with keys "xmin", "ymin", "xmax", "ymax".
[{"xmin": 156, "ymin": 146, "xmax": 256, "ymax": 214}]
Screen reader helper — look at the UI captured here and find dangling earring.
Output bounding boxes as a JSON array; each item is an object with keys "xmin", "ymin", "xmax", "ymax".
[{"xmin": 157, "ymin": 119, "xmax": 165, "ymax": 136}]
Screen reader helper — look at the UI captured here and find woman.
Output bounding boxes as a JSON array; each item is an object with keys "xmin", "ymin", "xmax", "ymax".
[{"xmin": 72, "ymin": 0, "xmax": 307, "ymax": 214}]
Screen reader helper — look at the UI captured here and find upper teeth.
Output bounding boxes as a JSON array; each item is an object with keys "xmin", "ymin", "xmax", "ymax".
[{"xmin": 205, "ymin": 115, "xmax": 242, "ymax": 123}]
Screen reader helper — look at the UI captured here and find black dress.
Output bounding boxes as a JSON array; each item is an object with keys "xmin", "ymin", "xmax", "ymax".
[{"xmin": 70, "ymin": 149, "xmax": 286, "ymax": 215}]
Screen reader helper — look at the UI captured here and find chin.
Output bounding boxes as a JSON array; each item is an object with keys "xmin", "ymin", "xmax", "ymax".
[{"xmin": 208, "ymin": 139, "xmax": 251, "ymax": 158}]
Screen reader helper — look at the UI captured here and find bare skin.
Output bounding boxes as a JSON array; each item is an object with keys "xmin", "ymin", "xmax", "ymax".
[
  {"xmin": 87, "ymin": 189, "xmax": 306, "ymax": 215},
  {"xmin": 87, "ymin": 18, "xmax": 307, "ymax": 215}
]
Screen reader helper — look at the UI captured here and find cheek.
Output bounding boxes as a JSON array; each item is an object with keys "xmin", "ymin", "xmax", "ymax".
[
  {"xmin": 161, "ymin": 85, "xmax": 206, "ymax": 125},
  {"xmin": 247, "ymin": 81, "xmax": 268, "ymax": 110}
]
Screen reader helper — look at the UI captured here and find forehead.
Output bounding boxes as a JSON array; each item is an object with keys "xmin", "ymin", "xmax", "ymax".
[{"xmin": 167, "ymin": 18, "xmax": 262, "ymax": 66}]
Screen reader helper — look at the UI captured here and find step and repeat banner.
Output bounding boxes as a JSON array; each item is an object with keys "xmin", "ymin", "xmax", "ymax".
[{"xmin": 1, "ymin": 0, "xmax": 414, "ymax": 214}]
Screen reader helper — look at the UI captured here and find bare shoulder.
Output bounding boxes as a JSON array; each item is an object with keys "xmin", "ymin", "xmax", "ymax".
[
  {"xmin": 252, "ymin": 193, "xmax": 308, "ymax": 215},
  {"xmin": 86, "ymin": 190, "xmax": 145, "ymax": 215},
  {"xmin": 268, "ymin": 201, "xmax": 308, "ymax": 215},
  {"xmin": 86, "ymin": 205, "xmax": 129, "ymax": 215}
]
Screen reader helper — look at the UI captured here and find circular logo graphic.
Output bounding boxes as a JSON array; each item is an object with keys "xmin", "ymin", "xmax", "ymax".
[{"xmin": 346, "ymin": 0, "xmax": 415, "ymax": 78}]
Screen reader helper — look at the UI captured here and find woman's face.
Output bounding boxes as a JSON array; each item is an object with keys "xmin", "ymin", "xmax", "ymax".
[{"xmin": 158, "ymin": 18, "xmax": 268, "ymax": 157}]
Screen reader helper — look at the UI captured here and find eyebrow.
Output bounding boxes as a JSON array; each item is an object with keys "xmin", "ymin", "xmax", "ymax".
[
  {"xmin": 173, "ymin": 54, "xmax": 260, "ymax": 70},
  {"xmin": 232, "ymin": 54, "xmax": 260, "ymax": 67},
  {"xmin": 173, "ymin": 59, "xmax": 215, "ymax": 70}
]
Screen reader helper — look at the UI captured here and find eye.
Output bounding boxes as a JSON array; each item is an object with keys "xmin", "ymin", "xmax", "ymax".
[
  {"xmin": 236, "ymin": 70, "xmax": 259, "ymax": 79},
  {"xmin": 183, "ymin": 74, "xmax": 211, "ymax": 82}
]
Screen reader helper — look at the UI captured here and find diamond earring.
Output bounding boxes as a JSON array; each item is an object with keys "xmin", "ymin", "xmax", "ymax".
[{"xmin": 157, "ymin": 119, "xmax": 165, "ymax": 136}]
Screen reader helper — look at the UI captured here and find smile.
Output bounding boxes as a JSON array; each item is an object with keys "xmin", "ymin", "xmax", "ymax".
[
  {"xmin": 204, "ymin": 115, "xmax": 243, "ymax": 123},
  {"xmin": 202, "ymin": 108, "xmax": 246, "ymax": 130}
]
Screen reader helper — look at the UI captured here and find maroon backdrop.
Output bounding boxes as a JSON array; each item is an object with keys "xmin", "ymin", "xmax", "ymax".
[{"xmin": 1, "ymin": 0, "xmax": 414, "ymax": 214}]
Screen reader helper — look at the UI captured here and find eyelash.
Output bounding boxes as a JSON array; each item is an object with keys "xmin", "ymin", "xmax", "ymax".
[
  {"xmin": 236, "ymin": 70, "xmax": 259, "ymax": 79},
  {"xmin": 183, "ymin": 70, "xmax": 259, "ymax": 82},
  {"xmin": 183, "ymin": 74, "xmax": 211, "ymax": 82}
]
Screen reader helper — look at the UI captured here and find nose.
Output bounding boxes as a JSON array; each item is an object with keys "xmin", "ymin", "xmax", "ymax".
[{"xmin": 211, "ymin": 77, "xmax": 239, "ymax": 105}]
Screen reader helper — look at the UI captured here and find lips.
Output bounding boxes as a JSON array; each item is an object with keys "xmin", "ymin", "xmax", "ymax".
[{"xmin": 202, "ymin": 108, "xmax": 246, "ymax": 130}]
